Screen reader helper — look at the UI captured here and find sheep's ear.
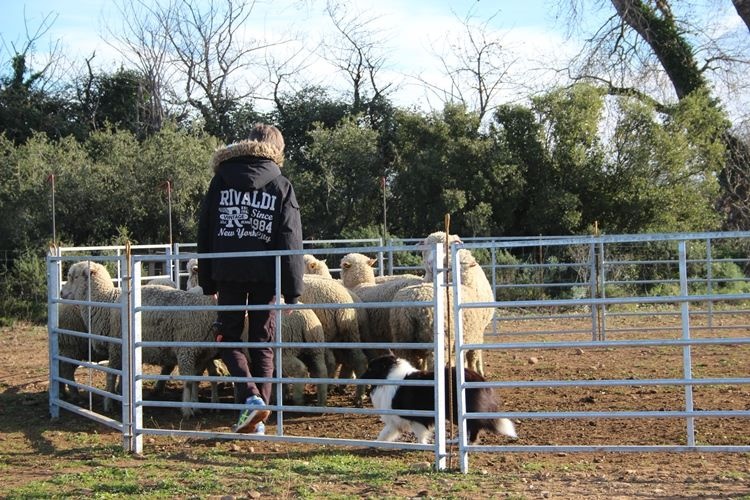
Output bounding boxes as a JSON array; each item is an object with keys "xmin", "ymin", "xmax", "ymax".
[
  {"xmin": 368, "ymin": 258, "xmax": 376, "ymax": 267},
  {"xmin": 320, "ymin": 259, "xmax": 326, "ymax": 265},
  {"xmin": 342, "ymin": 262, "xmax": 351, "ymax": 269}
]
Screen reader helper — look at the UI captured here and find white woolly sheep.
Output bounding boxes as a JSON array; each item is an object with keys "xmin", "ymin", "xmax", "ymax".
[
  {"xmin": 300, "ymin": 274, "xmax": 369, "ymax": 400},
  {"xmin": 60, "ymin": 261, "xmax": 219, "ymax": 417},
  {"xmin": 185, "ymin": 258, "xmax": 200, "ymax": 290},
  {"xmin": 276, "ymin": 307, "xmax": 329, "ymax": 406},
  {"xmin": 390, "ymin": 249, "xmax": 493, "ymax": 375},
  {"xmin": 339, "ymin": 253, "xmax": 423, "ymax": 359},
  {"xmin": 303, "ymin": 254, "xmax": 333, "ymax": 279},
  {"xmin": 420, "ymin": 231, "xmax": 463, "ymax": 281},
  {"xmin": 146, "ymin": 277, "xmax": 178, "ymax": 288},
  {"xmin": 55, "ymin": 303, "xmax": 109, "ymax": 401}
]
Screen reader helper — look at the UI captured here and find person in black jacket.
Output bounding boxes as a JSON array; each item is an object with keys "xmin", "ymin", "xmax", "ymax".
[{"xmin": 197, "ymin": 123, "xmax": 304, "ymax": 434}]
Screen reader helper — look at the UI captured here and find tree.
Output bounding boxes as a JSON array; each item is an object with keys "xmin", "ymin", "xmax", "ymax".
[
  {"xmin": 322, "ymin": 1, "xmax": 393, "ymax": 117},
  {"xmin": 76, "ymin": 66, "xmax": 156, "ymax": 138},
  {"xmin": 567, "ymin": 0, "xmax": 750, "ymax": 229},
  {"xmin": 0, "ymin": 16, "xmax": 81, "ymax": 143},
  {"xmin": 418, "ymin": 8, "xmax": 517, "ymax": 124},
  {"xmin": 106, "ymin": 0, "xmax": 173, "ymax": 135},
  {"xmin": 299, "ymin": 116, "xmax": 383, "ymax": 237},
  {"xmin": 143, "ymin": 0, "xmax": 286, "ymax": 140},
  {"xmin": 493, "ymin": 83, "xmax": 724, "ymax": 235},
  {"xmin": 388, "ymin": 104, "xmax": 523, "ymax": 237}
]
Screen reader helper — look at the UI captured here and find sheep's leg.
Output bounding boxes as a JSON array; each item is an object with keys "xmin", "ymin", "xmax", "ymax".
[
  {"xmin": 58, "ymin": 360, "xmax": 79, "ymax": 402},
  {"xmin": 152, "ymin": 364, "xmax": 176, "ymax": 396},
  {"xmin": 350, "ymin": 349, "xmax": 370, "ymax": 405},
  {"xmin": 466, "ymin": 349, "xmax": 484, "ymax": 377},
  {"xmin": 307, "ymin": 349, "xmax": 329, "ymax": 407},
  {"xmin": 178, "ymin": 353, "xmax": 200, "ymax": 418},
  {"xmin": 324, "ymin": 349, "xmax": 337, "ymax": 378},
  {"xmin": 104, "ymin": 347, "xmax": 121, "ymax": 413},
  {"xmin": 330, "ymin": 349, "xmax": 349, "ymax": 395},
  {"xmin": 205, "ymin": 361, "xmax": 220, "ymax": 405}
]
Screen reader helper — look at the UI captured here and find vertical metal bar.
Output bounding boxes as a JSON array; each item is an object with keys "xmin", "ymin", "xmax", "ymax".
[
  {"xmin": 433, "ymin": 243, "xmax": 447, "ymax": 471},
  {"xmin": 121, "ymin": 253, "xmax": 132, "ymax": 452},
  {"xmin": 706, "ymin": 238, "xmax": 713, "ymax": 331},
  {"xmin": 452, "ymin": 246, "xmax": 470, "ymax": 473},
  {"xmin": 275, "ymin": 254, "xmax": 284, "ymax": 436},
  {"xmin": 131, "ymin": 258, "xmax": 144, "ymax": 454},
  {"xmin": 678, "ymin": 241, "xmax": 696, "ymax": 447},
  {"xmin": 47, "ymin": 255, "xmax": 60, "ymax": 420},
  {"xmin": 598, "ymin": 240, "xmax": 607, "ymax": 341},
  {"xmin": 490, "ymin": 244, "xmax": 498, "ymax": 336},
  {"xmin": 589, "ymin": 240, "xmax": 598, "ymax": 342},
  {"xmin": 172, "ymin": 243, "xmax": 181, "ymax": 287},
  {"xmin": 164, "ymin": 245, "xmax": 173, "ymax": 288},
  {"xmin": 377, "ymin": 241, "xmax": 386, "ymax": 277}
]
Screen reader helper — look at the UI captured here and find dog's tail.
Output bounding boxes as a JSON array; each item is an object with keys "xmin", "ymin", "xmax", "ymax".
[{"xmin": 494, "ymin": 417, "xmax": 517, "ymax": 439}]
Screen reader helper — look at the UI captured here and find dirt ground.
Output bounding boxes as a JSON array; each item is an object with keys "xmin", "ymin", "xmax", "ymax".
[{"xmin": 1, "ymin": 319, "xmax": 749, "ymax": 499}]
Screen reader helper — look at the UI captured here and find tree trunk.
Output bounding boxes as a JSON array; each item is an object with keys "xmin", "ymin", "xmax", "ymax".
[
  {"xmin": 610, "ymin": 0, "xmax": 750, "ymax": 230},
  {"xmin": 733, "ymin": 0, "xmax": 750, "ymax": 32},
  {"xmin": 609, "ymin": 0, "xmax": 706, "ymax": 99}
]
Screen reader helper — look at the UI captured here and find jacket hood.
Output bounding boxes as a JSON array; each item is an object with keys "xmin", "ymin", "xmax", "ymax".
[
  {"xmin": 210, "ymin": 140, "xmax": 285, "ymax": 170},
  {"xmin": 211, "ymin": 140, "xmax": 285, "ymax": 190}
]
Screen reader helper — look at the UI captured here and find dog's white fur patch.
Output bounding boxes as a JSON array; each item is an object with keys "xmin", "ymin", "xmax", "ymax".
[
  {"xmin": 369, "ymin": 356, "xmax": 518, "ymax": 444},
  {"xmin": 370, "ymin": 358, "xmax": 434, "ymax": 443}
]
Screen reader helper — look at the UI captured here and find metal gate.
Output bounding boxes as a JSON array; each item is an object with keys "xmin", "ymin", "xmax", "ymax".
[{"xmin": 47, "ymin": 232, "xmax": 750, "ymax": 473}]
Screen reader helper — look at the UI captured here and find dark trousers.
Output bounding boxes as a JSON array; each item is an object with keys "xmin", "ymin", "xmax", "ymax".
[{"xmin": 215, "ymin": 282, "xmax": 276, "ymax": 404}]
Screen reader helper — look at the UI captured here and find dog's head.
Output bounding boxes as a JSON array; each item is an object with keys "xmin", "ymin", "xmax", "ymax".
[{"xmin": 361, "ymin": 354, "xmax": 399, "ymax": 381}]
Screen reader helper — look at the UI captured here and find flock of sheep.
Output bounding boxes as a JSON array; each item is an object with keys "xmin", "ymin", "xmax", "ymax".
[{"xmin": 54, "ymin": 231, "xmax": 496, "ymax": 417}]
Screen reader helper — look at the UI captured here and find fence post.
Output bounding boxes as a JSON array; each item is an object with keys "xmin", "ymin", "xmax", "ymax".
[
  {"xmin": 120, "ymin": 253, "xmax": 132, "ymax": 452},
  {"xmin": 130, "ymin": 258, "xmax": 144, "ymax": 454},
  {"xmin": 47, "ymin": 255, "xmax": 61, "ymax": 420},
  {"xmin": 490, "ymin": 243, "xmax": 499, "ymax": 336},
  {"xmin": 597, "ymin": 240, "xmax": 607, "ymax": 341},
  {"xmin": 589, "ymin": 239, "xmax": 599, "ymax": 341},
  {"xmin": 274, "ymin": 254, "xmax": 284, "ymax": 436},
  {"xmin": 706, "ymin": 237, "xmax": 714, "ymax": 331},
  {"xmin": 452, "ymin": 245, "xmax": 471, "ymax": 473},
  {"xmin": 678, "ymin": 240, "xmax": 696, "ymax": 447},
  {"xmin": 433, "ymin": 243, "xmax": 447, "ymax": 471}
]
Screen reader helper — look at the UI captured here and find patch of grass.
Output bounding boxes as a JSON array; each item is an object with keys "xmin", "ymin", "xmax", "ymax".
[{"xmin": 521, "ymin": 461, "xmax": 546, "ymax": 472}]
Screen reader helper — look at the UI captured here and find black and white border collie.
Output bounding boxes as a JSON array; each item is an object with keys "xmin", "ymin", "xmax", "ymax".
[{"xmin": 361, "ymin": 354, "xmax": 517, "ymax": 444}]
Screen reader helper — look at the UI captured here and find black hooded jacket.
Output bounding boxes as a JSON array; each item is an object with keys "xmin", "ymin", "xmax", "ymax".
[{"xmin": 197, "ymin": 140, "xmax": 304, "ymax": 304}]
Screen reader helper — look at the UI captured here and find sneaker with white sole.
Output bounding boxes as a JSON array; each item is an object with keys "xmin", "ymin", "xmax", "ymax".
[
  {"xmin": 253, "ymin": 422, "xmax": 265, "ymax": 435},
  {"xmin": 233, "ymin": 395, "xmax": 270, "ymax": 433}
]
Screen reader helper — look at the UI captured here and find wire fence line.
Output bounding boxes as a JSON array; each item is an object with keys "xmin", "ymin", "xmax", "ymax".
[{"xmin": 47, "ymin": 232, "xmax": 750, "ymax": 473}]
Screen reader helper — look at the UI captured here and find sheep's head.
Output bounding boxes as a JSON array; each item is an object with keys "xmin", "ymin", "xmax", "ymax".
[
  {"xmin": 60, "ymin": 261, "xmax": 111, "ymax": 300},
  {"xmin": 303, "ymin": 254, "xmax": 333, "ymax": 279},
  {"xmin": 340, "ymin": 253, "xmax": 376, "ymax": 288},
  {"xmin": 420, "ymin": 231, "xmax": 463, "ymax": 279},
  {"xmin": 186, "ymin": 258, "xmax": 200, "ymax": 289}
]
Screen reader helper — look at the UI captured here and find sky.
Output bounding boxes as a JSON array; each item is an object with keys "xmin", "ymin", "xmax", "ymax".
[
  {"xmin": 0, "ymin": 0, "xmax": 748, "ymax": 121},
  {"xmin": 0, "ymin": 0, "xmax": 585, "ymax": 111}
]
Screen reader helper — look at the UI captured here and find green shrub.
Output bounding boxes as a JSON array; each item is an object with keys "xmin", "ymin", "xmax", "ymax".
[{"xmin": 0, "ymin": 249, "xmax": 48, "ymax": 324}]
